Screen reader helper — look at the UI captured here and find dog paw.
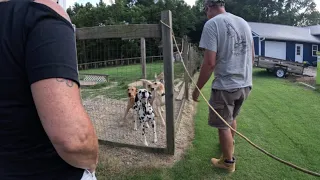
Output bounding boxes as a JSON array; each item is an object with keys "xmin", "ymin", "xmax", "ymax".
[
  {"xmin": 153, "ymin": 139, "xmax": 158, "ymax": 143},
  {"xmin": 144, "ymin": 141, "xmax": 149, "ymax": 146},
  {"xmin": 134, "ymin": 127, "xmax": 138, "ymax": 131}
]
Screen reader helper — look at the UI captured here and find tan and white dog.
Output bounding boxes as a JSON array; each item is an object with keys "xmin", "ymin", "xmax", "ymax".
[
  {"xmin": 140, "ymin": 79, "xmax": 166, "ymax": 126},
  {"xmin": 155, "ymin": 72, "xmax": 164, "ymax": 84},
  {"xmin": 122, "ymin": 86, "xmax": 138, "ymax": 123}
]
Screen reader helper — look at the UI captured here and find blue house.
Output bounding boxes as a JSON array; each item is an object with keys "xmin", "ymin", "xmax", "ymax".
[{"xmin": 248, "ymin": 22, "xmax": 320, "ymax": 65}]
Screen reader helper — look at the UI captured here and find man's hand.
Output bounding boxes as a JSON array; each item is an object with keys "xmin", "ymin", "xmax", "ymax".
[
  {"xmin": 88, "ymin": 156, "xmax": 98, "ymax": 173},
  {"xmin": 88, "ymin": 167, "xmax": 96, "ymax": 174},
  {"xmin": 192, "ymin": 49, "xmax": 216, "ymax": 103},
  {"xmin": 192, "ymin": 88, "xmax": 200, "ymax": 102}
]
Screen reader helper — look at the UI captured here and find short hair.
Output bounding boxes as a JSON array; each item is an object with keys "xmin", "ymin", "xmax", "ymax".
[{"xmin": 204, "ymin": 0, "xmax": 225, "ymax": 7}]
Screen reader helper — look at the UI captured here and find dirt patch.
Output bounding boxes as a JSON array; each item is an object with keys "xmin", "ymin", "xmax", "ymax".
[
  {"xmin": 284, "ymin": 67, "xmax": 316, "ymax": 86},
  {"xmin": 83, "ymin": 96, "xmax": 169, "ymax": 148},
  {"xmin": 83, "ymin": 77, "xmax": 186, "ymax": 148},
  {"xmin": 91, "ymin": 73, "xmax": 199, "ymax": 175},
  {"xmin": 286, "ymin": 75, "xmax": 316, "ymax": 87},
  {"xmin": 303, "ymin": 67, "xmax": 316, "ymax": 77},
  {"xmin": 296, "ymin": 76, "xmax": 316, "ymax": 86}
]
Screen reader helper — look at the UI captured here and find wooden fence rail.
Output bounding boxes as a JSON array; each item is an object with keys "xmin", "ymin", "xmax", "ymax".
[
  {"xmin": 76, "ymin": 24, "xmax": 161, "ymax": 40},
  {"xmin": 77, "ymin": 56, "xmax": 163, "ymax": 70}
]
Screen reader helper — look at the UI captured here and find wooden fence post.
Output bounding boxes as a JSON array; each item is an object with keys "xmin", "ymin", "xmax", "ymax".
[
  {"xmin": 161, "ymin": 10, "xmax": 175, "ymax": 155},
  {"xmin": 182, "ymin": 36, "xmax": 189, "ymax": 100},
  {"xmin": 189, "ymin": 45, "xmax": 194, "ymax": 76},
  {"xmin": 141, "ymin": 37, "xmax": 147, "ymax": 88}
]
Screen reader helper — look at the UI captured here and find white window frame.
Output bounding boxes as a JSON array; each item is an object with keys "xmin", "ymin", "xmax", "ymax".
[{"xmin": 312, "ymin": 44, "xmax": 318, "ymax": 57}]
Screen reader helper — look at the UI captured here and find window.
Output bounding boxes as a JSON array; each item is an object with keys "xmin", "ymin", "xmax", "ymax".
[
  {"xmin": 312, "ymin": 45, "xmax": 318, "ymax": 57},
  {"xmin": 297, "ymin": 46, "xmax": 301, "ymax": 55}
]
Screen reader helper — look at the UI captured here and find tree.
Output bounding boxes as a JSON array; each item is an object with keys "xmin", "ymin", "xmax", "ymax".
[{"xmin": 67, "ymin": 0, "xmax": 320, "ymax": 64}]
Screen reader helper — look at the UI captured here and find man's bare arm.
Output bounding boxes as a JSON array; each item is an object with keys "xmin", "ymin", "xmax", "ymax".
[
  {"xmin": 252, "ymin": 39, "xmax": 255, "ymax": 64},
  {"xmin": 25, "ymin": 0, "xmax": 98, "ymax": 172},
  {"xmin": 252, "ymin": 42, "xmax": 255, "ymax": 64},
  {"xmin": 31, "ymin": 78, "xmax": 99, "ymax": 171},
  {"xmin": 196, "ymin": 49, "xmax": 217, "ymax": 90}
]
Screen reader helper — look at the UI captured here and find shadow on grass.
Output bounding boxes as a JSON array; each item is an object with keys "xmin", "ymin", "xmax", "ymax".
[{"xmin": 252, "ymin": 68, "xmax": 275, "ymax": 78}]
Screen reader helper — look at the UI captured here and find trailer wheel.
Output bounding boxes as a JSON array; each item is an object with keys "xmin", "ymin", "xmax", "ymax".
[{"xmin": 275, "ymin": 68, "xmax": 286, "ymax": 78}]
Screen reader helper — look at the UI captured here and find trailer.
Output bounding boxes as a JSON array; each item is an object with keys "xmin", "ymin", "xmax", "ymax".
[{"xmin": 254, "ymin": 56, "xmax": 305, "ymax": 78}]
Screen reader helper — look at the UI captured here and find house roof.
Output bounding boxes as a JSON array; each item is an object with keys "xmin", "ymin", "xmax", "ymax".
[
  {"xmin": 248, "ymin": 22, "xmax": 320, "ymax": 44},
  {"xmin": 305, "ymin": 25, "xmax": 320, "ymax": 35}
]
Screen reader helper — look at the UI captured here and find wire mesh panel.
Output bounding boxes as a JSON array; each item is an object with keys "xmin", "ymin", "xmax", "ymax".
[
  {"xmin": 75, "ymin": 24, "xmax": 186, "ymax": 151},
  {"xmin": 80, "ymin": 74, "xmax": 109, "ymax": 82}
]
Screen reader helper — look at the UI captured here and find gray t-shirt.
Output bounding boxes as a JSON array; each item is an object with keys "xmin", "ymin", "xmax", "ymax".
[{"xmin": 199, "ymin": 12, "xmax": 253, "ymax": 90}]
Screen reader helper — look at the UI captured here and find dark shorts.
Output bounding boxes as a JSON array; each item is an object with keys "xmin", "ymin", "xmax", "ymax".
[{"xmin": 208, "ymin": 87, "xmax": 251, "ymax": 129}]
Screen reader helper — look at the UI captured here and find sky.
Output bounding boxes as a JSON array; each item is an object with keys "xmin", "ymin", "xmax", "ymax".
[{"xmin": 66, "ymin": 0, "xmax": 320, "ymax": 11}]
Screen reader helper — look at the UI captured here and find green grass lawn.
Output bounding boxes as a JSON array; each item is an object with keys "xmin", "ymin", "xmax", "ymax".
[
  {"xmin": 96, "ymin": 68, "xmax": 320, "ymax": 180},
  {"xmin": 80, "ymin": 62, "xmax": 184, "ymax": 99}
]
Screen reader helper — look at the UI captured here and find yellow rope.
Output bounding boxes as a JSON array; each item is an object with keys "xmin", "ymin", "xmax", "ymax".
[{"xmin": 160, "ymin": 20, "xmax": 320, "ymax": 177}]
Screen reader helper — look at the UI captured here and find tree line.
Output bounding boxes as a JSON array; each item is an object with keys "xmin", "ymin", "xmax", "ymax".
[{"xmin": 67, "ymin": 0, "xmax": 320, "ymax": 66}]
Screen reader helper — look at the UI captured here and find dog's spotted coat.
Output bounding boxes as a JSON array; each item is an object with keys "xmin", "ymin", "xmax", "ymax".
[{"xmin": 133, "ymin": 89, "xmax": 157, "ymax": 146}]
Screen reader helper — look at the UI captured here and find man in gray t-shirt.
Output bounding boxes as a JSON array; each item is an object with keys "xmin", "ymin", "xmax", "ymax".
[{"xmin": 192, "ymin": 0, "xmax": 254, "ymax": 173}]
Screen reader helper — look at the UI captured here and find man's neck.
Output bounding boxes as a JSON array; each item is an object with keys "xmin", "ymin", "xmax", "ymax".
[{"xmin": 215, "ymin": 7, "xmax": 226, "ymax": 15}]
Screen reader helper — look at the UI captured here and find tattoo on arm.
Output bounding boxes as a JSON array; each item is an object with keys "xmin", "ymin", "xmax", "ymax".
[{"xmin": 56, "ymin": 78, "xmax": 74, "ymax": 87}]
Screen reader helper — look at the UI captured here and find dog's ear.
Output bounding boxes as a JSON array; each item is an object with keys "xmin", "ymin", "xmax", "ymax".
[
  {"xmin": 148, "ymin": 92, "xmax": 152, "ymax": 99},
  {"xmin": 135, "ymin": 94, "xmax": 139, "ymax": 102}
]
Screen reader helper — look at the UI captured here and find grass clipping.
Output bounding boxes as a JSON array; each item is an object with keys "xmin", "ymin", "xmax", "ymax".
[{"xmin": 96, "ymin": 73, "xmax": 199, "ymax": 176}]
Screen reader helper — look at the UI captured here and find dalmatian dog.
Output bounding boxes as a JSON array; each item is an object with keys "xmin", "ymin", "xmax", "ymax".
[
  {"xmin": 140, "ymin": 79, "xmax": 166, "ymax": 126},
  {"xmin": 133, "ymin": 89, "xmax": 157, "ymax": 146}
]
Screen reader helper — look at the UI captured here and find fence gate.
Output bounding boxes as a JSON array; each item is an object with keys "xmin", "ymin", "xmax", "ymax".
[{"xmin": 76, "ymin": 10, "xmax": 180, "ymax": 155}]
